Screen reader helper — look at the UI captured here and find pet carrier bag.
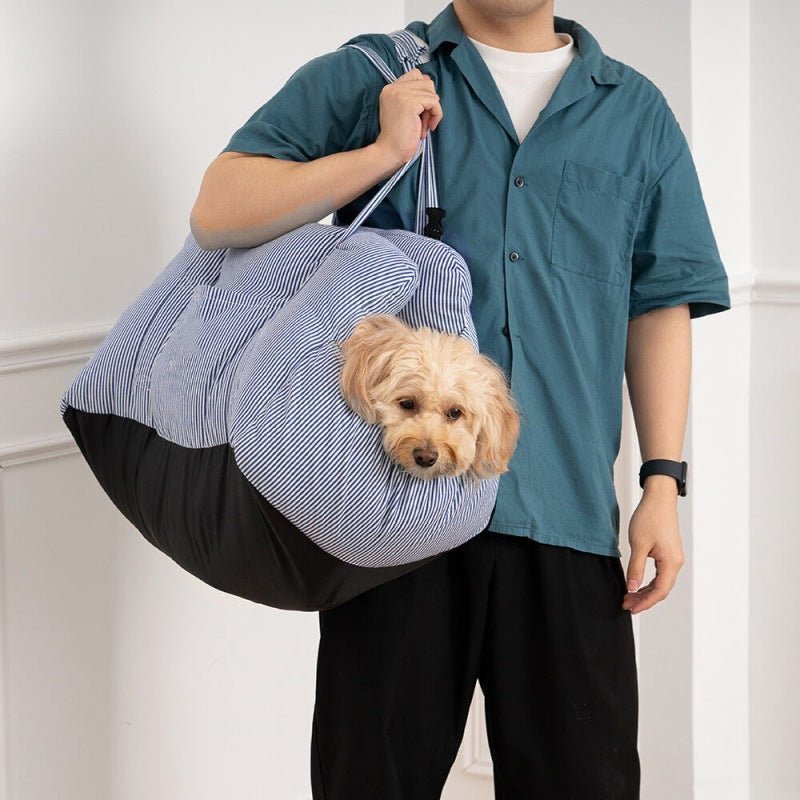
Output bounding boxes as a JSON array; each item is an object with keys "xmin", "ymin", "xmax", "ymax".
[{"xmin": 59, "ymin": 30, "xmax": 504, "ymax": 611}]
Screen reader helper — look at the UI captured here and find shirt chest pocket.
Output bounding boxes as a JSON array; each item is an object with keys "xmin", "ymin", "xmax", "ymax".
[{"xmin": 549, "ymin": 160, "xmax": 645, "ymax": 286}]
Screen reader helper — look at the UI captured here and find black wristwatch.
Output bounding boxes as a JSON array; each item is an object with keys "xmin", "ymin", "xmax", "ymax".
[{"xmin": 638, "ymin": 459, "xmax": 688, "ymax": 497}]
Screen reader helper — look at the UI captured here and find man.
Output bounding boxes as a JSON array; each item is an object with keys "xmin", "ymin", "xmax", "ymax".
[{"xmin": 191, "ymin": 1, "xmax": 731, "ymax": 797}]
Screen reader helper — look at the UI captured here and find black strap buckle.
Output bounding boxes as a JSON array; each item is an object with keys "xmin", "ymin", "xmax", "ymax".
[{"xmin": 423, "ymin": 207, "xmax": 446, "ymax": 240}]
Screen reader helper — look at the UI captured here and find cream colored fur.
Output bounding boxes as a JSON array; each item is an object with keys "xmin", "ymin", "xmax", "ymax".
[{"xmin": 339, "ymin": 314, "xmax": 521, "ymax": 483}]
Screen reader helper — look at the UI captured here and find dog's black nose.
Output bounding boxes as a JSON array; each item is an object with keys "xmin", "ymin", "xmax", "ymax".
[{"xmin": 413, "ymin": 447, "xmax": 438, "ymax": 468}]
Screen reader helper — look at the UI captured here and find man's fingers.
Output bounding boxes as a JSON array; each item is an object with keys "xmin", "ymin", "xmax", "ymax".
[
  {"xmin": 651, "ymin": 557, "xmax": 681, "ymax": 599},
  {"xmin": 420, "ymin": 109, "xmax": 431, "ymax": 137},
  {"xmin": 626, "ymin": 547, "xmax": 648, "ymax": 593},
  {"xmin": 624, "ymin": 558, "xmax": 683, "ymax": 614},
  {"xmin": 395, "ymin": 67, "xmax": 423, "ymax": 81},
  {"xmin": 395, "ymin": 67, "xmax": 433, "ymax": 83},
  {"xmin": 384, "ymin": 69, "xmax": 443, "ymax": 139}
]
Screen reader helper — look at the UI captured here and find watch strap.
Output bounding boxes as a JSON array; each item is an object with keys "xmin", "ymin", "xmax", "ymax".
[{"xmin": 639, "ymin": 459, "xmax": 688, "ymax": 496}]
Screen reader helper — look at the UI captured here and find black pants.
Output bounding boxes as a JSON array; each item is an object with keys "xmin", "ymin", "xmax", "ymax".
[{"xmin": 310, "ymin": 526, "xmax": 640, "ymax": 799}]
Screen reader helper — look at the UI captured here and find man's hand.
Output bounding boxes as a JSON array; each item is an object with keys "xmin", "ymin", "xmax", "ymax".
[
  {"xmin": 622, "ymin": 476, "xmax": 685, "ymax": 614},
  {"xmin": 373, "ymin": 68, "xmax": 443, "ymax": 170}
]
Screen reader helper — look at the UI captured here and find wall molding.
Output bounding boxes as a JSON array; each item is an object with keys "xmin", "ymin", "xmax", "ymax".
[
  {"xmin": 0, "ymin": 268, "xmax": 790, "ymax": 377},
  {"xmin": 0, "ymin": 435, "xmax": 78, "ymax": 469},
  {"xmin": 461, "ymin": 691, "xmax": 494, "ymax": 779},
  {"xmin": 0, "ymin": 323, "xmax": 111, "ymax": 376},
  {"xmin": 747, "ymin": 270, "xmax": 800, "ymax": 304},
  {"xmin": 728, "ymin": 271, "xmax": 755, "ymax": 306},
  {"xmin": 0, "ymin": 267, "xmax": 790, "ymax": 468},
  {"xmin": 725, "ymin": 269, "xmax": 800, "ymax": 306}
]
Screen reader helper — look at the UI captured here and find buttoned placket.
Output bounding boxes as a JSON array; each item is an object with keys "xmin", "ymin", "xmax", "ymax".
[
  {"xmin": 444, "ymin": 39, "xmax": 603, "ymax": 383},
  {"xmin": 502, "ymin": 175, "xmax": 525, "ymax": 340},
  {"xmin": 435, "ymin": 33, "xmax": 620, "ymax": 533}
]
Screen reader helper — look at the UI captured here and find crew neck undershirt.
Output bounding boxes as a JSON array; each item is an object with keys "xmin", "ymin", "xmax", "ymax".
[{"xmin": 465, "ymin": 32, "xmax": 577, "ymax": 143}]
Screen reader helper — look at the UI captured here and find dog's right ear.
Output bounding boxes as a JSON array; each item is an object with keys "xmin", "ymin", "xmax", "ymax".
[
  {"xmin": 338, "ymin": 314, "xmax": 408, "ymax": 424},
  {"xmin": 471, "ymin": 357, "xmax": 521, "ymax": 479}
]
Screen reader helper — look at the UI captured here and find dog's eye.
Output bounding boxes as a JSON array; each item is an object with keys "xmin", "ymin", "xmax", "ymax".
[
  {"xmin": 399, "ymin": 399, "xmax": 416, "ymax": 410},
  {"xmin": 447, "ymin": 407, "xmax": 463, "ymax": 420}
]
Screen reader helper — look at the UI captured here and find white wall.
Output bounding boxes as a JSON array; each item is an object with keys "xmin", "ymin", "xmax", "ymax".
[
  {"xmin": 562, "ymin": 1, "xmax": 799, "ymax": 799},
  {"xmin": 689, "ymin": 2, "xmax": 752, "ymax": 798},
  {"xmin": 749, "ymin": 1, "xmax": 800, "ymax": 798},
  {"xmin": 558, "ymin": 7, "xmax": 700, "ymax": 796},
  {"xmin": 0, "ymin": 2, "xmax": 404, "ymax": 799},
  {"xmin": 2, "ymin": 0, "xmax": 797, "ymax": 798}
]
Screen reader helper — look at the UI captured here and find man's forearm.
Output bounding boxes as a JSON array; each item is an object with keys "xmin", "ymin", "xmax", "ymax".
[
  {"xmin": 624, "ymin": 304, "xmax": 691, "ymax": 496},
  {"xmin": 190, "ymin": 143, "xmax": 405, "ymax": 251}
]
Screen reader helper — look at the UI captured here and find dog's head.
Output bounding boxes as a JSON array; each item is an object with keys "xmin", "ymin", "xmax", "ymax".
[{"xmin": 339, "ymin": 314, "xmax": 520, "ymax": 481}]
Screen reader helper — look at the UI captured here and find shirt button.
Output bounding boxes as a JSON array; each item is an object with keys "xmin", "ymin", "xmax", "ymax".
[
  {"xmin": 514, "ymin": 176, "xmax": 525, "ymax": 187},
  {"xmin": 509, "ymin": 251, "xmax": 520, "ymax": 262},
  {"xmin": 502, "ymin": 324, "xmax": 510, "ymax": 336}
]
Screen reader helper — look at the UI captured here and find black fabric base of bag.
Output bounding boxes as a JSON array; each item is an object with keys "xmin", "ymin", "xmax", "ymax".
[{"xmin": 62, "ymin": 406, "xmax": 442, "ymax": 611}]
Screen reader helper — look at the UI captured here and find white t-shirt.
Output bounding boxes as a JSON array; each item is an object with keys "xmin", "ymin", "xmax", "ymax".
[{"xmin": 466, "ymin": 32, "xmax": 576, "ymax": 144}]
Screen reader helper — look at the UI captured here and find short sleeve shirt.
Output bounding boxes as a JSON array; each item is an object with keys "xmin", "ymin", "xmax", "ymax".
[{"xmin": 221, "ymin": 1, "xmax": 732, "ymax": 558}]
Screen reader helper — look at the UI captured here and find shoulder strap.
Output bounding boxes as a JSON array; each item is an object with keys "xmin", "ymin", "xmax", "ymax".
[
  {"xmin": 387, "ymin": 29, "xmax": 442, "ymax": 237},
  {"xmin": 340, "ymin": 28, "xmax": 429, "ymax": 84},
  {"xmin": 333, "ymin": 30, "xmax": 444, "ymax": 241},
  {"xmin": 386, "ymin": 29, "xmax": 431, "ymax": 70}
]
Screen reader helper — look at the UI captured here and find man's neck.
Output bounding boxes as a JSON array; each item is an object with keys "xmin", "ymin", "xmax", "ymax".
[{"xmin": 452, "ymin": 0, "xmax": 561, "ymax": 53}]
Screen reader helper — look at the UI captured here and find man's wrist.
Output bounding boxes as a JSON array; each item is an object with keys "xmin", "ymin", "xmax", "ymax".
[{"xmin": 365, "ymin": 141, "xmax": 409, "ymax": 180}]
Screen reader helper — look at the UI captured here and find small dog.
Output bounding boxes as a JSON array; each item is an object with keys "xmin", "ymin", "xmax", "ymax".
[{"xmin": 339, "ymin": 314, "xmax": 521, "ymax": 482}]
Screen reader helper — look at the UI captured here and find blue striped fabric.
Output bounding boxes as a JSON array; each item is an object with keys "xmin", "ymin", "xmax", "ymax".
[{"xmin": 59, "ymin": 32, "xmax": 501, "ymax": 568}]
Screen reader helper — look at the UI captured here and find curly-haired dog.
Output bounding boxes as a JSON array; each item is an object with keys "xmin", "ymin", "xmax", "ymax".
[{"xmin": 339, "ymin": 314, "xmax": 521, "ymax": 482}]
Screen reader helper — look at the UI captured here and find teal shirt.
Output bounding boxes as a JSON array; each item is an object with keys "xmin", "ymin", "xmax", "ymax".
[{"xmin": 221, "ymin": 2, "xmax": 731, "ymax": 558}]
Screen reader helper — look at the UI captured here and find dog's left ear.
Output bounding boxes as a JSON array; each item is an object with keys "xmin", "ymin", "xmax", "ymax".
[
  {"xmin": 339, "ymin": 314, "xmax": 408, "ymax": 424},
  {"xmin": 471, "ymin": 358, "xmax": 521, "ymax": 479}
]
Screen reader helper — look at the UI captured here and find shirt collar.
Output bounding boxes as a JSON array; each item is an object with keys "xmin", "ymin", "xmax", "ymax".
[{"xmin": 424, "ymin": 2, "xmax": 624, "ymax": 85}]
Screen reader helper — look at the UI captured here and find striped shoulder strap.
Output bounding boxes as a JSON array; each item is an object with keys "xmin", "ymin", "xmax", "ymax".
[
  {"xmin": 341, "ymin": 29, "xmax": 430, "ymax": 84},
  {"xmin": 333, "ymin": 28, "xmax": 443, "ymax": 240},
  {"xmin": 385, "ymin": 30, "xmax": 442, "ymax": 239},
  {"xmin": 387, "ymin": 28, "xmax": 431, "ymax": 69},
  {"xmin": 333, "ymin": 28, "xmax": 446, "ymax": 239}
]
